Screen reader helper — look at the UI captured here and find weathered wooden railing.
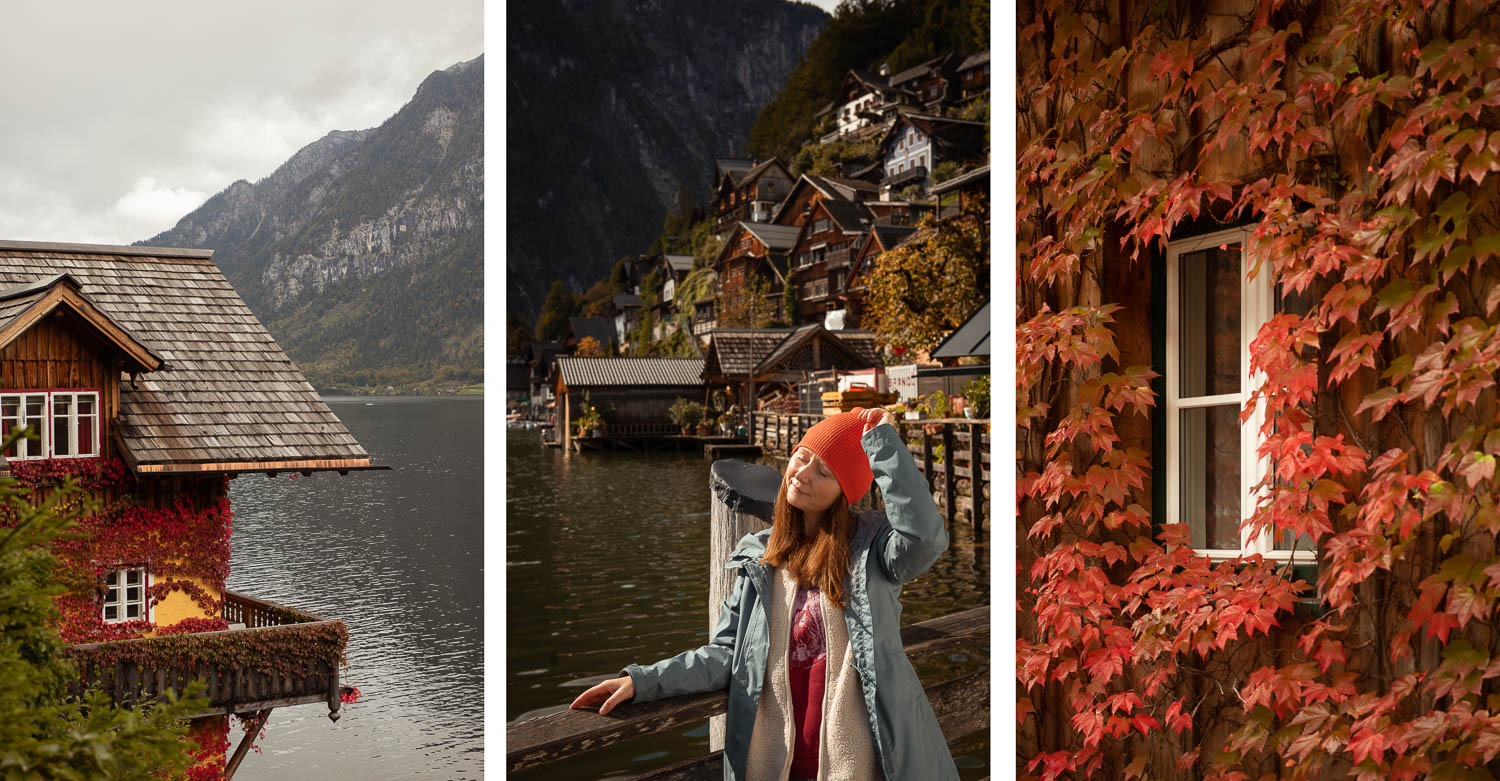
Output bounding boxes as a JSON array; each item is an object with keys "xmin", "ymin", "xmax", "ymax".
[
  {"xmin": 751, "ymin": 412, "xmax": 990, "ymax": 530},
  {"xmin": 66, "ymin": 590, "xmax": 345, "ymax": 720},
  {"xmin": 505, "ymin": 606, "xmax": 989, "ymax": 779},
  {"xmin": 749, "ymin": 411, "xmax": 823, "ymax": 455}
]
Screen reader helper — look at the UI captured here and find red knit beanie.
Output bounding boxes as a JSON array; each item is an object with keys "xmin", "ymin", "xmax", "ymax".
[{"xmin": 794, "ymin": 407, "xmax": 875, "ymax": 504}]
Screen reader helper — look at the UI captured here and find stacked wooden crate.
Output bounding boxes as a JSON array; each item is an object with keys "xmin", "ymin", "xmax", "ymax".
[{"xmin": 821, "ymin": 388, "xmax": 897, "ymax": 415}]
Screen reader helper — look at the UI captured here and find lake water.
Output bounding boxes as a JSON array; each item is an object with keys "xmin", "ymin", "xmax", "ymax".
[
  {"xmin": 506, "ymin": 427, "xmax": 990, "ymax": 780},
  {"xmin": 226, "ymin": 396, "xmax": 483, "ymax": 779}
]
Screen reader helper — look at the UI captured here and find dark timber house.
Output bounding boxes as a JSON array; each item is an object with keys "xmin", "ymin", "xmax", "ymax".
[{"xmin": 0, "ymin": 240, "xmax": 379, "ymax": 775}]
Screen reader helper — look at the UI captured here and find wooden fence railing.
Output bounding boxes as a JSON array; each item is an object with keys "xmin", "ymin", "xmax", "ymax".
[
  {"xmin": 749, "ymin": 411, "xmax": 823, "ymax": 456},
  {"xmin": 505, "ymin": 606, "xmax": 989, "ymax": 779},
  {"xmin": 67, "ymin": 590, "xmax": 345, "ymax": 720}
]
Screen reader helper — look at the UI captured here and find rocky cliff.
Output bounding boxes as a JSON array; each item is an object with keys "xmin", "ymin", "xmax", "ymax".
[
  {"xmin": 506, "ymin": 0, "xmax": 826, "ymax": 320},
  {"xmin": 143, "ymin": 56, "xmax": 483, "ymax": 389}
]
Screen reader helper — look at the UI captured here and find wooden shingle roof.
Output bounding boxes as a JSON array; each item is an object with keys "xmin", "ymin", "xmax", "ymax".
[
  {"xmin": 706, "ymin": 329, "xmax": 793, "ymax": 377},
  {"xmin": 0, "ymin": 240, "xmax": 371, "ymax": 474},
  {"xmin": 557, "ymin": 357, "xmax": 705, "ymax": 387}
]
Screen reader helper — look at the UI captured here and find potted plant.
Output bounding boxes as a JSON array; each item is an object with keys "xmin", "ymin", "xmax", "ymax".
[
  {"xmin": 575, "ymin": 392, "xmax": 605, "ymax": 437},
  {"xmin": 961, "ymin": 374, "xmax": 989, "ymax": 420},
  {"xmin": 669, "ymin": 397, "xmax": 698, "ymax": 435}
]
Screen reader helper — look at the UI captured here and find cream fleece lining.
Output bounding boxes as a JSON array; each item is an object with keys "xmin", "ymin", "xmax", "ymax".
[{"xmin": 745, "ymin": 567, "xmax": 879, "ymax": 781}]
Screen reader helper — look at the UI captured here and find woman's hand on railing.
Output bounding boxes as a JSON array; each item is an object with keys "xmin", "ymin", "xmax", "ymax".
[{"xmin": 570, "ymin": 676, "xmax": 635, "ymax": 716}]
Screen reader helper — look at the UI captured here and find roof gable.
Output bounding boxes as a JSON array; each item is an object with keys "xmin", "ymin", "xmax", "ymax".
[
  {"xmin": 930, "ymin": 301, "xmax": 990, "ymax": 359},
  {"xmin": 0, "ymin": 274, "xmax": 161, "ymax": 373}
]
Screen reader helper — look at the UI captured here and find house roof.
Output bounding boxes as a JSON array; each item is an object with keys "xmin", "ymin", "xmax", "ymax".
[
  {"xmin": 612, "ymin": 292, "xmax": 642, "ymax": 309},
  {"xmin": 0, "ymin": 273, "xmax": 161, "ymax": 373},
  {"xmin": 957, "ymin": 50, "xmax": 989, "ymax": 71},
  {"xmin": 715, "ymin": 158, "xmax": 755, "ymax": 178},
  {"xmin": 878, "ymin": 113, "xmax": 988, "ymax": 160},
  {"xmin": 931, "ymin": 164, "xmax": 990, "ymax": 195},
  {"xmin": 740, "ymin": 222, "xmax": 803, "ymax": 252},
  {"xmin": 868, "ymin": 224, "xmax": 920, "ymax": 251},
  {"xmin": 754, "ymin": 323, "xmax": 879, "ymax": 373},
  {"xmin": 930, "ymin": 301, "xmax": 990, "ymax": 359},
  {"xmin": 705, "ymin": 327, "xmax": 883, "ymax": 378},
  {"xmin": 663, "ymin": 254, "xmax": 694, "ymax": 273},
  {"xmin": 705, "ymin": 329, "xmax": 793, "ymax": 376},
  {"xmin": 820, "ymin": 200, "xmax": 873, "ymax": 233},
  {"xmin": 556, "ymin": 357, "xmax": 705, "ymax": 388},
  {"xmin": 888, "ymin": 54, "xmax": 952, "ymax": 87},
  {"xmin": 568, "ymin": 317, "xmax": 616, "ymax": 348},
  {"xmin": 0, "ymin": 240, "xmax": 370, "ymax": 474}
]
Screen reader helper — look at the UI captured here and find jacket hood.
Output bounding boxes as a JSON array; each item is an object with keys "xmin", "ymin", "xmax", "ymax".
[{"xmin": 726, "ymin": 528, "xmax": 772, "ymax": 569}]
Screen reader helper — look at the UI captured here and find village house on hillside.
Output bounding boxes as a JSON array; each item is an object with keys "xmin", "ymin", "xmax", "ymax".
[
  {"xmin": 713, "ymin": 221, "xmax": 799, "ymax": 328},
  {"xmin": 876, "ymin": 112, "xmax": 988, "ymax": 197},
  {"xmin": 711, "ymin": 157, "xmax": 793, "ymax": 236},
  {"xmin": 0, "ymin": 239, "xmax": 379, "ymax": 775}
]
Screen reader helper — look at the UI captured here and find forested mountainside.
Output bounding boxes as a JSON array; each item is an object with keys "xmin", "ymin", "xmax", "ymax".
[
  {"xmin": 748, "ymin": 0, "xmax": 988, "ymax": 158},
  {"xmin": 143, "ymin": 56, "xmax": 484, "ymax": 391},
  {"xmin": 506, "ymin": 0, "xmax": 828, "ymax": 321}
]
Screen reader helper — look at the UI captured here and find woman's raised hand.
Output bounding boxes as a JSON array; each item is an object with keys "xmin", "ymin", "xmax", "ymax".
[
  {"xmin": 569, "ymin": 675, "xmax": 635, "ymax": 716},
  {"xmin": 859, "ymin": 407, "xmax": 895, "ymax": 433}
]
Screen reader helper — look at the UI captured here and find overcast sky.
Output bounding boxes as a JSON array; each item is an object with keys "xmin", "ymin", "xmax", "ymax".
[{"xmin": 1, "ymin": 1, "xmax": 482, "ymax": 246}]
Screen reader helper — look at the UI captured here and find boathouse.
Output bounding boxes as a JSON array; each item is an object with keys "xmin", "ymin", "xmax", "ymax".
[
  {"xmin": 702, "ymin": 323, "xmax": 882, "ymax": 412},
  {"xmin": 552, "ymin": 357, "xmax": 705, "ymax": 449},
  {"xmin": 0, "ymin": 239, "xmax": 378, "ymax": 775}
]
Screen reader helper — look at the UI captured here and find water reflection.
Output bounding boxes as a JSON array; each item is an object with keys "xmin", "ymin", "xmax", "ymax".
[
  {"xmin": 227, "ymin": 397, "xmax": 483, "ymax": 780},
  {"xmin": 507, "ymin": 428, "xmax": 988, "ymax": 780}
]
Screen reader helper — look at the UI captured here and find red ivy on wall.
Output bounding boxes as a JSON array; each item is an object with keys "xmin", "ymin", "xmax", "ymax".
[{"xmin": 2, "ymin": 457, "xmax": 234, "ymax": 644}]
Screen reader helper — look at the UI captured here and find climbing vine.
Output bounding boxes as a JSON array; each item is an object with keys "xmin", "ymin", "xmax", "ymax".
[
  {"xmin": 1019, "ymin": 1, "xmax": 1500, "ymax": 779},
  {"xmin": 0, "ymin": 457, "xmax": 235, "ymax": 644}
]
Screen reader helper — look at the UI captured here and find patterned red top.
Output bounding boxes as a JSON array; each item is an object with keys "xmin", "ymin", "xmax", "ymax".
[{"xmin": 788, "ymin": 585, "xmax": 827, "ymax": 777}]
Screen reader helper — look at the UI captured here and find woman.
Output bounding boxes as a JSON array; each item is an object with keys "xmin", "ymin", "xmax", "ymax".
[{"xmin": 570, "ymin": 407, "xmax": 959, "ymax": 781}]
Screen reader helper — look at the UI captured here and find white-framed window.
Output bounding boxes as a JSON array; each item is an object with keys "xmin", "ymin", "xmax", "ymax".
[
  {"xmin": 102, "ymin": 566, "xmax": 150, "ymax": 623},
  {"xmin": 1, "ymin": 390, "xmax": 101, "ymax": 460},
  {"xmin": 1165, "ymin": 228, "xmax": 1307, "ymax": 561}
]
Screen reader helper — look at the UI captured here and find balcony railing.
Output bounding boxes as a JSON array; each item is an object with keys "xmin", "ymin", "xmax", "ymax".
[
  {"xmin": 66, "ymin": 590, "xmax": 347, "ymax": 721},
  {"xmin": 825, "ymin": 246, "xmax": 854, "ymax": 268}
]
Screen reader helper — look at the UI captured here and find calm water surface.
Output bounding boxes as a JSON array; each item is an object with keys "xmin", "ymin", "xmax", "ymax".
[
  {"xmin": 227, "ymin": 396, "xmax": 482, "ymax": 779},
  {"xmin": 507, "ymin": 427, "xmax": 989, "ymax": 780}
]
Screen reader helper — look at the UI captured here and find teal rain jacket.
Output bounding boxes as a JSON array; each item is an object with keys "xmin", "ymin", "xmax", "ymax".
[{"xmin": 622, "ymin": 424, "xmax": 961, "ymax": 780}]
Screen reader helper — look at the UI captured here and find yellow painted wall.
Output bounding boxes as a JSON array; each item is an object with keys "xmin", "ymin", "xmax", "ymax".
[{"xmin": 148, "ymin": 575, "xmax": 223, "ymax": 634}]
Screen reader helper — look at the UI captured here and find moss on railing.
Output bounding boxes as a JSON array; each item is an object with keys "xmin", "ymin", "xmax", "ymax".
[{"xmin": 65, "ymin": 618, "xmax": 347, "ymax": 679}]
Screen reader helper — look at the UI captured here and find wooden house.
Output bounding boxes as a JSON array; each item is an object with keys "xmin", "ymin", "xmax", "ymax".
[
  {"xmin": 702, "ymin": 324, "xmax": 882, "ymax": 412},
  {"xmin": 552, "ymin": 357, "xmax": 705, "ymax": 449},
  {"xmin": 713, "ymin": 222, "xmax": 800, "ymax": 329},
  {"xmin": 886, "ymin": 54, "xmax": 958, "ymax": 113},
  {"xmin": 930, "ymin": 164, "xmax": 990, "ymax": 220},
  {"xmin": 711, "ymin": 158, "xmax": 793, "ymax": 237},
  {"xmin": 955, "ymin": 50, "xmax": 989, "ymax": 103},
  {"xmin": 653, "ymin": 254, "xmax": 695, "ymax": 340},
  {"xmin": 876, "ymin": 113, "xmax": 988, "ymax": 198},
  {"xmin": 0, "ymin": 240, "xmax": 378, "ymax": 772},
  {"xmin": 770, "ymin": 174, "xmax": 879, "ymax": 232},
  {"xmin": 787, "ymin": 199, "xmax": 874, "ymax": 326},
  {"xmin": 841, "ymin": 224, "xmax": 919, "ymax": 330},
  {"xmin": 610, "ymin": 292, "xmax": 643, "ymax": 347}
]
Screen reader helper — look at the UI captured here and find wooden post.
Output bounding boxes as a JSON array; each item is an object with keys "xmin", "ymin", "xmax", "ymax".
[
  {"xmin": 942, "ymin": 423, "xmax": 956, "ymax": 526},
  {"xmin": 224, "ymin": 709, "xmax": 272, "ymax": 780},
  {"xmin": 922, "ymin": 426, "xmax": 934, "ymax": 494},
  {"xmin": 706, "ymin": 459, "xmax": 780, "ymax": 752},
  {"xmin": 970, "ymin": 422, "xmax": 984, "ymax": 533}
]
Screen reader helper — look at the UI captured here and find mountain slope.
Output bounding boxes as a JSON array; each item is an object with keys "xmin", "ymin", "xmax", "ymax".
[
  {"xmin": 143, "ymin": 55, "xmax": 484, "ymax": 390},
  {"xmin": 506, "ymin": 0, "xmax": 826, "ymax": 321}
]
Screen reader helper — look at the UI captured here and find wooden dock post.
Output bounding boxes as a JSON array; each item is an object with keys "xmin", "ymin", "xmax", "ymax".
[{"xmin": 706, "ymin": 459, "xmax": 780, "ymax": 752}]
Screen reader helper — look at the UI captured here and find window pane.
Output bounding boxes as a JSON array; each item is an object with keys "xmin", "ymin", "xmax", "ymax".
[
  {"xmin": 1181, "ymin": 404, "xmax": 1241, "ymax": 550},
  {"xmin": 104, "ymin": 604, "xmax": 118, "ymax": 620},
  {"xmin": 106, "ymin": 570, "xmax": 118, "ymax": 586},
  {"xmin": 126, "ymin": 603, "xmax": 140, "ymax": 619},
  {"xmin": 126, "ymin": 569, "xmax": 141, "ymax": 585},
  {"xmin": 1178, "ymin": 247, "xmax": 1241, "ymax": 398}
]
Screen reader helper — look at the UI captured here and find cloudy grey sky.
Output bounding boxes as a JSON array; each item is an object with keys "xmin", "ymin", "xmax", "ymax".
[{"xmin": 1, "ymin": 1, "xmax": 482, "ymax": 246}]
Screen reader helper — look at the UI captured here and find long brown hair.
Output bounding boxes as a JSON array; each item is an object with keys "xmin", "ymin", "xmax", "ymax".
[{"xmin": 761, "ymin": 480, "xmax": 854, "ymax": 606}]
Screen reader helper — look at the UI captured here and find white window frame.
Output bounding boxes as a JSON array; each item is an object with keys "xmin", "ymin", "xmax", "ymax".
[
  {"xmin": 101, "ymin": 566, "xmax": 151, "ymax": 624},
  {"xmin": 0, "ymin": 389, "xmax": 101, "ymax": 460},
  {"xmin": 1165, "ymin": 228, "xmax": 1306, "ymax": 562}
]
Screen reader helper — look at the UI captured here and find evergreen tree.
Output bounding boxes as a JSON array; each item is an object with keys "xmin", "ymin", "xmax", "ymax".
[
  {"xmin": 535, "ymin": 281, "xmax": 577, "ymax": 341},
  {"xmin": 0, "ymin": 461, "xmax": 203, "ymax": 779}
]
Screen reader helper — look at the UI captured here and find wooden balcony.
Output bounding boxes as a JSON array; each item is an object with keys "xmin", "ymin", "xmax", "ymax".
[{"xmin": 65, "ymin": 590, "xmax": 347, "ymax": 721}]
